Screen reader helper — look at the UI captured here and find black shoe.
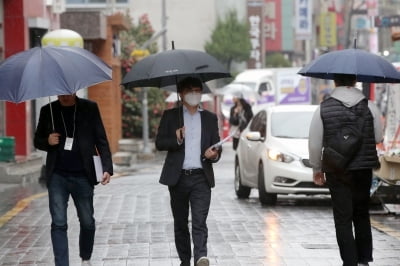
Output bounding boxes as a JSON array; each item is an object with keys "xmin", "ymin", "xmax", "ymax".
[{"xmin": 180, "ymin": 261, "xmax": 190, "ymax": 266}]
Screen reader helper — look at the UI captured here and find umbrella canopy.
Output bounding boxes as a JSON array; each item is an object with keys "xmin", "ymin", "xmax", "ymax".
[
  {"xmin": 165, "ymin": 92, "xmax": 213, "ymax": 103},
  {"xmin": 161, "ymin": 81, "xmax": 211, "ymax": 93},
  {"xmin": 298, "ymin": 48, "xmax": 400, "ymax": 83},
  {"xmin": 0, "ymin": 46, "xmax": 112, "ymax": 103},
  {"xmin": 217, "ymin": 83, "xmax": 259, "ymax": 100},
  {"xmin": 121, "ymin": 48, "xmax": 231, "ymax": 88}
]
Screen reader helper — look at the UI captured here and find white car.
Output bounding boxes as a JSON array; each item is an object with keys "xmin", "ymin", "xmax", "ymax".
[{"xmin": 235, "ymin": 104, "xmax": 329, "ymax": 205}]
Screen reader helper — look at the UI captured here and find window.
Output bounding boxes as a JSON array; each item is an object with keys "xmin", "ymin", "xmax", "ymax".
[
  {"xmin": 271, "ymin": 111, "xmax": 314, "ymax": 139},
  {"xmin": 249, "ymin": 110, "xmax": 266, "ymax": 139},
  {"xmin": 258, "ymin": 82, "xmax": 272, "ymax": 95}
]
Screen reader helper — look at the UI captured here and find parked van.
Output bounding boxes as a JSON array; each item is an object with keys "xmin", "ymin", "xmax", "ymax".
[{"xmin": 220, "ymin": 67, "xmax": 311, "ymax": 118}]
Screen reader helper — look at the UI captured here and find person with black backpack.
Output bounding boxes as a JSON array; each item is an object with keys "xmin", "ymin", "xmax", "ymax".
[{"xmin": 308, "ymin": 74, "xmax": 383, "ymax": 266}]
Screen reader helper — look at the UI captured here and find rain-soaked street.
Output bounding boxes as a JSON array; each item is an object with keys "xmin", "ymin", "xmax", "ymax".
[{"xmin": 0, "ymin": 143, "xmax": 400, "ymax": 266}]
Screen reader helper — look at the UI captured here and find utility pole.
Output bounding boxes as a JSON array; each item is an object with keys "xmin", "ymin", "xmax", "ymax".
[
  {"xmin": 141, "ymin": 87, "xmax": 152, "ymax": 154},
  {"xmin": 162, "ymin": 0, "xmax": 167, "ymax": 51},
  {"xmin": 344, "ymin": 0, "xmax": 359, "ymax": 49},
  {"xmin": 140, "ymin": 1, "xmax": 167, "ymax": 155}
]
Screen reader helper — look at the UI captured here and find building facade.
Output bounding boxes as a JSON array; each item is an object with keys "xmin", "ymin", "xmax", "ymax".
[
  {"xmin": 60, "ymin": 9, "xmax": 129, "ymax": 153},
  {"xmin": 0, "ymin": 0, "xmax": 127, "ymax": 158},
  {"xmin": 1, "ymin": 0, "xmax": 60, "ymax": 157}
]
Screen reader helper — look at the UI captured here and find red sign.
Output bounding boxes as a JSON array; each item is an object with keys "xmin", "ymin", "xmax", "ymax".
[{"xmin": 264, "ymin": 0, "xmax": 282, "ymax": 52}]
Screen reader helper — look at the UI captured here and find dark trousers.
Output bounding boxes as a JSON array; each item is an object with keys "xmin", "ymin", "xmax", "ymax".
[
  {"xmin": 48, "ymin": 173, "xmax": 95, "ymax": 266},
  {"xmin": 169, "ymin": 172, "xmax": 211, "ymax": 265},
  {"xmin": 232, "ymin": 138, "xmax": 239, "ymax": 150},
  {"xmin": 326, "ymin": 169, "xmax": 373, "ymax": 266}
]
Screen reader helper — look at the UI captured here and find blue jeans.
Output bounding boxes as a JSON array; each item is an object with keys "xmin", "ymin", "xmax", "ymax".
[{"xmin": 48, "ymin": 173, "xmax": 95, "ymax": 266}]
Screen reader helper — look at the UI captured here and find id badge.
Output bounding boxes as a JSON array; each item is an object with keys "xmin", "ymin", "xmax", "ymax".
[{"xmin": 64, "ymin": 137, "xmax": 74, "ymax": 151}]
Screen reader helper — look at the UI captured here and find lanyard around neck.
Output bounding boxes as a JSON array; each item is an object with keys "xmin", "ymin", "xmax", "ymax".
[{"xmin": 60, "ymin": 104, "xmax": 76, "ymax": 138}]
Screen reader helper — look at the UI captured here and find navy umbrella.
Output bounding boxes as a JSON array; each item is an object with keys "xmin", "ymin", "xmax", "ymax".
[
  {"xmin": 0, "ymin": 46, "xmax": 112, "ymax": 103},
  {"xmin": 298, "ymin": 48, "xmax": 400, "ymax": 83},
  {"xmin": 121, "ymin": 48, "xmax": 231, "ymax": 88}
]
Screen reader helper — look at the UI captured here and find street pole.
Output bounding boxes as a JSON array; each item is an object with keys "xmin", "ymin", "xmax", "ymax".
[
  {"xmin": 344, "ymin": 0, "xmax": 355, "ymax": 48},
  {"xmin": 162, "ymin": 0, "xmax": 167, "ymax": 51},
  {"xmin": 139, "ymin": 0, "xmax": 167, "ymax": 155},
  {"xmin": 141, "ymin": 87, "xmax": 152, "ymax": 154},
  {"xmin": 305, "ymin": 39, "xmax": 311, "ymax": 64}
]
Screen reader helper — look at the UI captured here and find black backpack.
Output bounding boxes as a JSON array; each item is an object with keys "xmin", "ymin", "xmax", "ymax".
[{"xmin": 321, "ymin": 99, "xmax": 367, "ymax": 173}]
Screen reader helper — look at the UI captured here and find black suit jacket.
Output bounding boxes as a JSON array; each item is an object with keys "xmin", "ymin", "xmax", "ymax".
[
  {"xmin": 155, "ymin": 106, "xmax": 221, "ymax": 188},
  {"xmin": 34, "ymin": 97, "xmax": 113, "ymax": 186}
]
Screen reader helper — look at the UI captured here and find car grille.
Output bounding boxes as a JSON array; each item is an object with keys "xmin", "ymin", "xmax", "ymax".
[
  {"xmin": 296, "ymin": 182, "xmax": 328, "ymax": 188},
  {"xmin": 302, "ymin": 159, "xmax": 312, "ymax": 168}
]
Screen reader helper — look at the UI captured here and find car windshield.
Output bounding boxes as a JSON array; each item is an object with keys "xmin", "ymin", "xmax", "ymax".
[
  {"xmin": 236, "ymin": 82, "xmax": 256, "ymax": 90},
  {"xmin": 271, "ymin": 111, "xmax": 314, "ymax": 139}
]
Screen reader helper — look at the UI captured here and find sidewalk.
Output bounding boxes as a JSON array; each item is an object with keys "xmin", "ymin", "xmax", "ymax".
[{"xmin": 0, "ymin": 152, "xmax": 43, "ymax": 185}]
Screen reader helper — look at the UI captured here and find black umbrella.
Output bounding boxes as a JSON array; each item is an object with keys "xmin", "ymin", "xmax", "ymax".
[
  {"xmin": 298, "ymin": 48, "xmax": 400, "ymax": 83},
  {"xmin": 162, "ymin": 82, "xmax": 211, "ymax": 93},
  {"xmin": 121, "ymin": 44, "xmax": 230, "ymax": 132},
  {"xmin": 121, "ymin": 47, "xmax": 230, "ymax": 88}
]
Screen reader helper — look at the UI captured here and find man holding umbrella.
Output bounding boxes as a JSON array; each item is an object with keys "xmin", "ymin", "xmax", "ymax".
[
  {"xmin": 121, "ymin": 44, "xmax": 230, "ymax": 266},
  {"xmin": 34, "ymin": 94, "xmax": 113, "ymax": 266},
  {"xmin": 308, "ymin": 74, "xmax": 383, "ymax": 266},
  {"xmin": 155, "ymin": 77, "xmax": 221, "ymax": 266}
]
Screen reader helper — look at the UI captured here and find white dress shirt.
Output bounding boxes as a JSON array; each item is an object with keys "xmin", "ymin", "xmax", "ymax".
[{"xmin": 182, "ymin": 106, "xmax": 203, "ymax": 170}]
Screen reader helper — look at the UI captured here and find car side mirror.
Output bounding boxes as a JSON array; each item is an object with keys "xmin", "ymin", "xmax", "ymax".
[{"xmin": 246, "ymin": 131, "xmax": 262, "ymax": 141}]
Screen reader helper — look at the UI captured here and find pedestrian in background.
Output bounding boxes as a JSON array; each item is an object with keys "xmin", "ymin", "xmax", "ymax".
[
  {"xmin": 229, "ymin": 92, "xmax": 253, "ymax": 150},
  {"xmin": 155, "ymin": 77, "xmax": 222, "ymax": 266},
  {"xmin": 308, "ymin": 74, "xmax": 383, "ymax": 266},
  {"xmin": 34, "ymin": 94, "xmax": 113, "ymax": 266}
]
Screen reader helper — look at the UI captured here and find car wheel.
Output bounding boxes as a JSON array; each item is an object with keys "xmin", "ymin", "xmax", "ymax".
[
  {"xmin": 234, "ymin": 157, "xmax": 251, "ymax": 198},
  {"xmin": 258, "ymin": 162, "xmax": 277, "ymax": 205}
]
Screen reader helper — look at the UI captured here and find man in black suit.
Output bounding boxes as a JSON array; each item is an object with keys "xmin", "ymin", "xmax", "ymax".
[
  {"xmin": 156, "ymin": 77, "xmax": 222, "ymax": 266},
  {"xmin": 34, "ymin": 94, "xmax": 113, "ymax": 266}
]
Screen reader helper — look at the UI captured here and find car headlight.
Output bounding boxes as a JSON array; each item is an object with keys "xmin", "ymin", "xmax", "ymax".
[{"xmin": 267, "ymin": 149, "xmax": 294, "ymax": 163}]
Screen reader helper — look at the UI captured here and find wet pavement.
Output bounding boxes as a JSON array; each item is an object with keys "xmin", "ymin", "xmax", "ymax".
[
  {"xmin": 0, "ymin": 183, "xmax": 46, "ymax": 217},
  {"xmin": 0, "ymin": 143, "xmax": 400, "ymax": 266}
]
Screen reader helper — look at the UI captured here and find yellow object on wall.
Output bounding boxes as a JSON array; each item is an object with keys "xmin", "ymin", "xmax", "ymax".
[
  {"xmin": 42, "ymin": 29, "xmax": 84, "ymax": 48},
  {"xmin": 319, "ymin": 12, "xmax": 337, "ymax": 48}
]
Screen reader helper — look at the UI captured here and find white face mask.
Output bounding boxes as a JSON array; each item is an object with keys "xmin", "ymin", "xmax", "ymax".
[{"xmin": 184, "ymin": 92, "xmax": 202, "ymax": 106}]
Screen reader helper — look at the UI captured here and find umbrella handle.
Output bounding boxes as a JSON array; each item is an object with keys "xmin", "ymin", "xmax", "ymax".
[
  {"xmin": 49, "ymin": 97, "xmax": 55, "ymax": 132},
  {"xmin": 179, "ymin": 103, "xmax": 183, "ymax": 139},
  {"xmin": 176, "ymin": 92, "xmax": 183, "ymax": 140},
  {"xmin": 174, "ymin": 74, "xmax": 183, "ymax": 133}
]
